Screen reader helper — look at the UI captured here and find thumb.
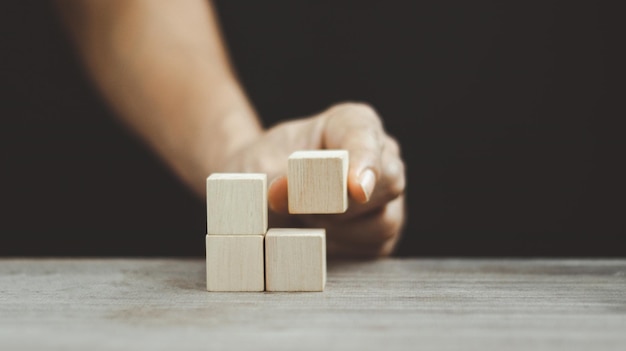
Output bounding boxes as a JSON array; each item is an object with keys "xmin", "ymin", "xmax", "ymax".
[
  {"xmin": 322, "ymin": 103, "xmax": 384, "ymax": 204},
  {"xmin": 267, "ymin": 175, "xmax": 289, "ymax": 214}
]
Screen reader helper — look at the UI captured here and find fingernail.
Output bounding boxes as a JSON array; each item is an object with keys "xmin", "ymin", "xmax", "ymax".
[{"xmin": 359, "ymin": 169, "xmax": 376, "ymax": 202}]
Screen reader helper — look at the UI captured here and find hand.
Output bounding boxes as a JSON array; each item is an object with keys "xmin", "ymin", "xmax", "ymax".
[{"xmin": 221, "ymin": 102, "xmax": 406, "ymax": 258}]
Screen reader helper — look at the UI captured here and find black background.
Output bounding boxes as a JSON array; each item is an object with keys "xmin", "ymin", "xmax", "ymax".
[{"xmin": 1, "ymin": 1, "xmax": 624, "ymax": 257}]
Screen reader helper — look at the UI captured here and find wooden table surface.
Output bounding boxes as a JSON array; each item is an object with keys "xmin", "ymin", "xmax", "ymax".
[{"xmin": 1, "ymin": 258, "xmax": 625, "ymax": 350}]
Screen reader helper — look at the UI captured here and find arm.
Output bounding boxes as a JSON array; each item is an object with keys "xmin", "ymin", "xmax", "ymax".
[
  {"xmin": 54, "ymin": 0, "xmax": 261, "ymax": 196},
  {"xmin": 55, "ymin": 0, "xmax": 406, "ymax": 257}
]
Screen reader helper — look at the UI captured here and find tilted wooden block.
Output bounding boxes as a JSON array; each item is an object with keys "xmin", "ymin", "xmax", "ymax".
[
  {"xmin": 206, "ymin": 173, "xmax": 267, "ymax": 235},
  {"xmin": 265, "ymin": 228, "xmax": 326, "ymax": 292},
  {"xmin": 205, "ymin": 235, "xmax": 265, "ymax": 292},
  {"xmin": 287, "ymin": 150, "xmax": 349, "ymax": 214}
]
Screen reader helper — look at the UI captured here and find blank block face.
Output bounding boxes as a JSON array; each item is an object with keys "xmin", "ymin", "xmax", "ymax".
[
  {"xmin": 206, "ymin": 173, "xmax": 267, "ymax": 235},
  {"xmin": 206, "ymin": 235, "xmax": 265, "ymax": 292},
  {"xmin": 288, "ymin": 150, "xmax": 348, "ymax": 214},
  {"xmin": 265, "ymin": 228, "xmax": 326, "ymax": 292}
]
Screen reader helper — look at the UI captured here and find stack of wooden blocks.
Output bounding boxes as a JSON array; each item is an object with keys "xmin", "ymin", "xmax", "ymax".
[{"xmin": 205, "ymin": 150, "xmax": 348, "ymax": 292}]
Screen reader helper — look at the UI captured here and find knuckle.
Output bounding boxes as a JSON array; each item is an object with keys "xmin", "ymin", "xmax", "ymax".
[
  {"xmin": 388, "ymin": 164, "xmax": 406, "ymax": 197},
  {"xmin": 347, "ymin": 102, "xmax": 377, "ymax": 115},
  {"xmin": 331, "ymin": 102, "xmax": 381, "ymax": 122},
  {"xmin": 349, "ymin": 103, "xmax": 381, "ymax": 124},
  {"xmin": 385, "ymin": 136, "xmax": 401, "ymax": 155},
  {"xmin": 380, "ymin": 157, "xmax": 406, "ymax": 198}
]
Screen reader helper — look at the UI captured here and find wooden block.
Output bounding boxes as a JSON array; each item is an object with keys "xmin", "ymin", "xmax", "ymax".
[
  {"xmin": 265, "ymin": 228, "xmax": 326, "ymax": 292},
  {"xmin": 287, "ymin": 150, "xmax": 348, "ymax": 214},
  {"xmin": 206, "ymin": 173, "xmax": 267, "ymax": 235},
  {"xmin": 206, "ymin": 235, "xmax": 265, "ymax": 292}
]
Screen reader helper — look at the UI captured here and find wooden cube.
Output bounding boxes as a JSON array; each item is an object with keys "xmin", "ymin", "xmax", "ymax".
[
  {"xmin": 205, "ymin": 235, "xmax": 265, "ymax": 292},
  {"xmin": 265, "ymin": 228, "xmax": 326, "ymax": 292},
  {"xmin": 206, "ymin": 173, "xmax": 267, "ymax": 235},
  {"xmin": 287, "ymin": 150, "xmax": 348, "ymax": 214}
]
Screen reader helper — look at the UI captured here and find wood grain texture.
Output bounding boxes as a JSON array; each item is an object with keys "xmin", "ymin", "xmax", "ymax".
[
  {"xmin": 265, "ymin": 228, "xmax": 326, "ymax": 292},
  {"xmin": 287, "ymin": 150, "xmax": 348, "ymax": 214},
  {"xmin": 206, "ymin": 173, "xmax": 267, "ymax": 235},
  {"xmin": 1, "ymin": 258, "xmax": 625, "ymax": 351},
  {"xmin": 206, "ymin": 235, "xmax": 265, "ymax": 291}
]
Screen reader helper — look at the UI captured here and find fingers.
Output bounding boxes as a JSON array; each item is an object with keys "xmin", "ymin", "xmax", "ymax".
[
  {"xmin": 301, "ymin": 194, "xmax": 405, "ymax": 258},
  {"xmin": 305, "ymin": 194, "xmax": 405, "ymax": 247},
  {"xmin": 268, "ymin": 176, "xmax": 406, "ymax": 257},
  {"xmin": 322, "ymin": 103, "xmax": 385, "ymax": 204},
  {"xmin": 269, "ymin": 102, "xmax": 406, "ymax": 222},
  {"xmin": 342, "ymin": 136, "xmax": 405, "ymax": 219}
]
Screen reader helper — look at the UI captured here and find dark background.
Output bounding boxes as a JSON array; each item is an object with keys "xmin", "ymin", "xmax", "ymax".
[{"xmin": 1, "ymin": 1, "xmax": 624, "ymax": 257}]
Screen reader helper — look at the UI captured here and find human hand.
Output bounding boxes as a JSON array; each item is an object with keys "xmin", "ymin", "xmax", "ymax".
[{"xmin": 221, "ymin": 103, "xmax": 406, "ymax": 258}]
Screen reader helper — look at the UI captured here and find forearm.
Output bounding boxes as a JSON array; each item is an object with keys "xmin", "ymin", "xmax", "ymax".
[{"xmin": 55, "ymin": 0, "xmax": 262, "ymax": 196}]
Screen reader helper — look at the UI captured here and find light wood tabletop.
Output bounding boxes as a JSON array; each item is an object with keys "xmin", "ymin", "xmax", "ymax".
[{"xmin": 1, "ymin": 258, "xmax": 625, "ymax": 350}]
